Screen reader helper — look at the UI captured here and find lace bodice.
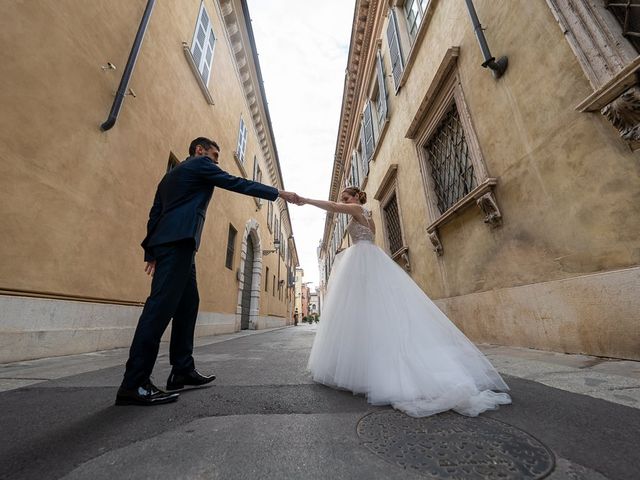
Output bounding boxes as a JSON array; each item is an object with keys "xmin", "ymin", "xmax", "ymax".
[{"xmin": 347, "ymin": 206, "xmax": 375, "ymax": 243}]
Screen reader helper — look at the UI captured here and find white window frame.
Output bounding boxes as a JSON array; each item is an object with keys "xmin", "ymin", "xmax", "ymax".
[
  {"xmin": 190, "ymin": 2, "xmax": 216, "ymax": 86},
  {"xmin": 235, "ymin": 117, "xmax": 248, "ymax": 164},
  {"xmin": 404, "ymin": 0, "xmax": 429, "ymax": 40}
]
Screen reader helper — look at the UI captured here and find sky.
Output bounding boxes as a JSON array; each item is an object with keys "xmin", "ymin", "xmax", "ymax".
[{"xmin": 246, "ymin": 0, "xmax": 355, "ymax": 287}]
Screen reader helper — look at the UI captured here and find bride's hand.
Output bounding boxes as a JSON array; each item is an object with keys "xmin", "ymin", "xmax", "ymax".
[{"xmin": 296, "ymin": 197, "xmax": 308, "ymax": 206}]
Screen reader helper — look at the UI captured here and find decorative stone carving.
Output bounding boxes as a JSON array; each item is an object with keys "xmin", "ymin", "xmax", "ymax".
[
  {"xmin": 428, "ymin": 231, "xmax": 443, "ymax": 256},
  {"xmin": 476, "ymin": 191, "xmax": 502, "ymax": 228},
  {"xmin": 400, "ymin": 251, "xmax": 411, "ymax": 272},
  {"xmin": 601, "ymin": 85, "xmax": 640, "ymax": 151}
]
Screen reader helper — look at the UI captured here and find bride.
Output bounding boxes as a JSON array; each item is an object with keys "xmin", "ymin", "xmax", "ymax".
[{"xmin": 297, "ymin": 186, "xmax": 511, "ymax": 417}]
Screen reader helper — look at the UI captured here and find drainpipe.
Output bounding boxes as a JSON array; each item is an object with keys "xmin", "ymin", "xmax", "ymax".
[
  {"xmin": 100, "ymin": 0, "xmax": 156, "ymax": 131},
  {"xmin": 464, "ymin": 0, "xmax": 508, "ymax": 79}
]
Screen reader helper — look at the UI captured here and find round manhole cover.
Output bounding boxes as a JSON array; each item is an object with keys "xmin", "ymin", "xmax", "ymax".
[{"xmin": 357, "ymin": 410, "xmax": 554, "ymax": 479}]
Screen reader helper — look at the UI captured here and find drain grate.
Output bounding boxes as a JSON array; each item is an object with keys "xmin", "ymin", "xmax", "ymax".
[{"xmin": 357, "ymin": 410, "xmax": 554, "ymax": 479}]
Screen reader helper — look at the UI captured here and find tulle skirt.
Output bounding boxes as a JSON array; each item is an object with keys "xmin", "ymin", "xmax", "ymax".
[{"xmin": 308, "ymin": 240, "xmax": 511, "ymax": 417}]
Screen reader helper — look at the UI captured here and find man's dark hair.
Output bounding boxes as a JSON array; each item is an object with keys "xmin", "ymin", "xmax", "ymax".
[{"xmin": 189, "ymin": 137, "xmax": 220, "ymax": 156}]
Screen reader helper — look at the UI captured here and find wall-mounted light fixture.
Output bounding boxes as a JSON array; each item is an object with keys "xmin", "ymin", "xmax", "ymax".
[
  {"xmin": 262, "ymin": 238, "xmax": 281, "ymax": 256},
  {"xmin": 464, "ymin": 0, "xmax": 508, "ymax": 79}
]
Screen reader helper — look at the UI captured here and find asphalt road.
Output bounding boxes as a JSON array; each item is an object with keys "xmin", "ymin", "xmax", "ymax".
[{"xmin": 1, "ymin": 326, "xmax": 638, "ymax": 479}]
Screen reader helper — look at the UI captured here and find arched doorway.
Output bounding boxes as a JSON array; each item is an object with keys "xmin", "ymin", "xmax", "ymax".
[
  {"xmin": 240, "ymin": 235, "xmax": 254, "ymax": 329},
  {"xmin": 236, "ymin": 219, "xmax": 262, "ymax": 330}
]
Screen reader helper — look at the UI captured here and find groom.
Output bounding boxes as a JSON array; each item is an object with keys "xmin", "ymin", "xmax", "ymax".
[{"xmin": 116, "ymin": 137, "xmax": 299, "ymax": 406}]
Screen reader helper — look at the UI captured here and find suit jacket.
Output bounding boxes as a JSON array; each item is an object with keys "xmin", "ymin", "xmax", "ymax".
[{"xmin": 141, "ymin": 155, "xmax": 279, "ymax": 261}]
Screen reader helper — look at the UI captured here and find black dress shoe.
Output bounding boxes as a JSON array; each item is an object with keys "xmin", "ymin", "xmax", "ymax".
[
  {"xmin": 166, "ymin": 369, "xmax": 216, "ymax": 391},
  {"xmin": 115, "ymin": 380, "xmax": 179, "ymax": 406}
]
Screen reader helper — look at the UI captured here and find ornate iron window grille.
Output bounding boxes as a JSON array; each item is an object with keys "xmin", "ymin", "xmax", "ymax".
[
  {"xmin": 607, "ymin": 0, "xmax": 640, "ymax": 52},
  {"xmin": 425, "ymin": 104, "xmax": 477, "ymax": 214},
  {"xmin": 383, "ymin": 193, "xmax": 404, "ymax": 255}
]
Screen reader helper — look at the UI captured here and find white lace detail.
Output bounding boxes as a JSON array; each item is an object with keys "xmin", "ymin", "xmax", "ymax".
[{"xmin": 347, "ymin": 206, "xmax": 374, "ymax": 243}]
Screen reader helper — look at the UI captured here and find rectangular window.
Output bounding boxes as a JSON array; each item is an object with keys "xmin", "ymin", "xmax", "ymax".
[
  {"xmin": 363, "ymin": 101, "xmax": 375, "ymax": 162},
  {"xmin": 267, "ymin": 201, "xmax": 273, "ymax": 232},
  {"xmin": 350, "ymin": 151, "xmax": 361, "ymax": 187},
  {"xmin": 382, "ymin": 193, "xmax": 404, "ymax": 255},
  {"xmin": 404, "ymin": 0, "xmax": 429, "ymax": 39},
  {"xmin": 225, "ymin": 224, "xmax": 237, "ymax": 269},
  {"xmin": 265, "ymin": 267, "xmax": 269, "ymax": 291},
  {"xmin": 236, "ymin": 117, "xmax": 248, "ymax": 164},
  {"xmin": 191, "ymin": 3, "xmax": 216, "ymax": 86},
  {"xmin": 606, "ymin": 0, "xmax": 640, "ymax": 53},
  {"xmin": 386, "ymin": 8, "xmax": 405, "ymax": 91},
  {"xmin": 253, "ymin": 156, "xmax": 263, "ymax": 206},
  {"xmin": 280, "ymin": 230, "xmax": 285, "ymax": 259},
  {"xmin": 425, "ymin": 103, "xmax": 476, "ymax": 214},
  {"xmin": 376, "ymin": 50, "xmax": 388, "ymax": 127},
  {"xmin": 272, "ymin": 275, "xmax": 276, "ymax": 296}
]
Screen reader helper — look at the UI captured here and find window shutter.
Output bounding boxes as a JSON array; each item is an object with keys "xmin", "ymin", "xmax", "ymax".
[
  {"xmin": 236, "ymin": 118, "xmax": 247, "ymax": 163},
  {"xmin": 363, "ymin": 101, "xmax": 375, "ymax": 161},
  {"xmin": 376, "ymin": 50, "xmax": 388, "ymax": 122},
  {"xmin": 387, "ymin": 9, "xmax": 404, "ymax": 90},
  {"xmin": 360, "ymin": 125, "xmax": 369, "ymax": 177}
]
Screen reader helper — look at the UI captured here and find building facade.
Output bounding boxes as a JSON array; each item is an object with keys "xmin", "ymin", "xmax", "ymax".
[
  {"xmin": 320, "ymin": 0, "xmax": 640, "ymax": 360},
  {"xmin": 0, "ymin": 0, "xmax": 298, "ymax": 362}
]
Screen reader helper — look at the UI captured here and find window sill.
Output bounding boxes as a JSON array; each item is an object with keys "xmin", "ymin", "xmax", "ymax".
[
  {"xmin": 391, "ymin": 245, "xmax": 411, "ymax": 272},
  {"xmin": 182, "ymin": 42, "xmax": 215, "ymax": 106},
  {"xmin": 426, "ymin": 178, "xmax": 501, "ymax": 255},
  {"xmin": 233, "ymin": 152, "xmax": 248, "ymax": 178}
]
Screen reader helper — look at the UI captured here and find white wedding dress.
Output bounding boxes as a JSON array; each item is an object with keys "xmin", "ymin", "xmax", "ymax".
[{"xmin": 308, "ymin": 206, "xmax": 511, "ymax": 417}]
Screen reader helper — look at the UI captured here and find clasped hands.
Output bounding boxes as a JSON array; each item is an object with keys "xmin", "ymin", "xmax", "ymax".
[{"xmin": 278, "ymin": 190, "xmax": 307, "ymax": 205}]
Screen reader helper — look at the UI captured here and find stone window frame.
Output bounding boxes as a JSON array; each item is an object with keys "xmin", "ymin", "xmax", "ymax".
[
  {"xmin": 407, "ymin": 47, "xmax": 501, "ymax": 256},
  {"xmin": 374, "ymin": 165, "xmax": 411, "ymax": 271},
  {"xmin": 225, "ymin": 223, "xmax": 238, "ymax": 270},
  {"xmin": 546, "ymin": 0, "xmax": 640, "ymax": 150},
  {"xmin": 182, "ymin": 1, "xmax": 216, "ymax": 105}
]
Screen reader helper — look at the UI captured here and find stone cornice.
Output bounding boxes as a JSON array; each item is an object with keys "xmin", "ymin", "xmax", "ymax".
[{"xmin": 323, "ymin": 0, "xmax": 380, "ymax": 249}]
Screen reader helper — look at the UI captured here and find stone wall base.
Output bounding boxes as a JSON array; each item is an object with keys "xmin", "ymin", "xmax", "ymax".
[
  {"xmin": 435, "ymin": 266, "xmax": 640, "ymax": 360},
  {"xmin": 0, "ymin": 296, "xmax": 237, "ymax": 363}
]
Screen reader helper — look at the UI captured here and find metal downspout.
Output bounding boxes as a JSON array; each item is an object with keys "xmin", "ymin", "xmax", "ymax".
[{"xmin": 100, "ymin": 0, "xmax": 156, "ymax": 131}]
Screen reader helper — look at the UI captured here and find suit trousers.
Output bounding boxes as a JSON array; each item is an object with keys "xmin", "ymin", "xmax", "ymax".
[{"xmin": 122, "ymin": 240, "xmax": 199, "ymax": 390}]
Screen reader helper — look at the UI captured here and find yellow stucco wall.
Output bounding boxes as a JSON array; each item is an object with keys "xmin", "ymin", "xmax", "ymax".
[
  {"xmin": 0, "ymin": 1, "xmax": 291, "ymax": 319},
  {"xmin": 331, "ymin": 0, "xmax": 639, "ymax": 359}
]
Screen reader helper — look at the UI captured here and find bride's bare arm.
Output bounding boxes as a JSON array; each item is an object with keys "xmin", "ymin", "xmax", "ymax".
[{"xmin": 300, "ymin": 198, "xmax": 363, "ymax": 216}]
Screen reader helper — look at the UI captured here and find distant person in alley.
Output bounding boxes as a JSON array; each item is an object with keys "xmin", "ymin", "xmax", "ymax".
[{"xmin": 116, "ymin": 137, "xmax": 299, "ymax": 406}]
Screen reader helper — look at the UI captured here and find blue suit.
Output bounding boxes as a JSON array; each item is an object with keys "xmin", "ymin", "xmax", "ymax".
[{"xmin": 122, "ymin": 155, "xmax": 279, "ymax": 390}]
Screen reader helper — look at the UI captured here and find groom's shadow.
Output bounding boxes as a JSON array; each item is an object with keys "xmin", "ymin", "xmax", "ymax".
[{"xmin": 1, "ymin": 386, "xmax": 195, "ymax": 479}]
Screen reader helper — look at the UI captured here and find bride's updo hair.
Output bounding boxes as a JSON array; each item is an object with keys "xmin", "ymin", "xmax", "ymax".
[{"xmin": 342, "ymin": 186, "xmax": 367, "ymax": 204}]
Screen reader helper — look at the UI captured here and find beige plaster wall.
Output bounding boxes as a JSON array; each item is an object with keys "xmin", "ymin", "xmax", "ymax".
[
  {"xmin": 339, "ymin": 0, "xmax": 639, "ymax": 358},
  {"xmin": 0, "ymin": 0, "xmax": 291, "ymax": 342}
]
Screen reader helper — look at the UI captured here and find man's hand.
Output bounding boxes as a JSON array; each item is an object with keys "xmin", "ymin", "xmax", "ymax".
[
  {"xmin": 144, "ymin": 260, "xmax": 156, "ymax": 277},
  {"xmin": 278, "ymin": 190, "xmax": 301, "ymax": 204}
]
